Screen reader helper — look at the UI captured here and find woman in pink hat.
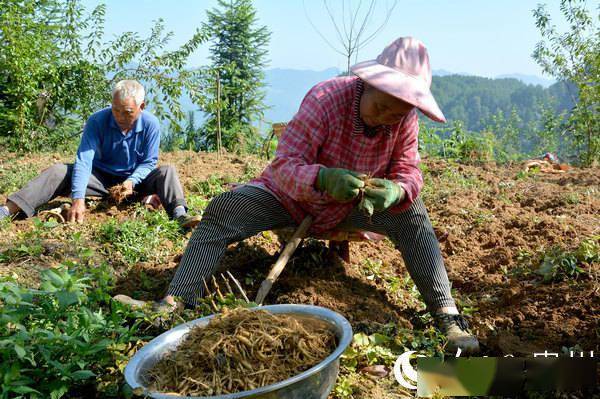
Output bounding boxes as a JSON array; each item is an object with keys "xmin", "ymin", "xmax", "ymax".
[{"xmin": 119, "ymin": 37, "xmax": 480, "ymax": 354}]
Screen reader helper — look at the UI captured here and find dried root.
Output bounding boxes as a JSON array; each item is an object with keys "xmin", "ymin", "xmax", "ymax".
[
  {"xmin": 358, "ymin": 175, "xmax": 377, "ymax": 217},
  {"xmin": 109, "ymin": 184, "xmax": 131, "ymax": 204},
  {"xmin": 146, "ymin": 308, "xmax": 337, "ymax": 396}
]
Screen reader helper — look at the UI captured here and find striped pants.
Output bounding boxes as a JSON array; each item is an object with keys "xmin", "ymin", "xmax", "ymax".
[{"xmin": 167, "ymin": 185, "xmax": 456, "ymax": 311}]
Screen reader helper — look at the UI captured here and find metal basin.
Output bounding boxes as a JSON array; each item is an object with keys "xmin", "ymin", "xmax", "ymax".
[{"xmin": 125, "ymin": 304, "xmax": 353, "ymax": 399}]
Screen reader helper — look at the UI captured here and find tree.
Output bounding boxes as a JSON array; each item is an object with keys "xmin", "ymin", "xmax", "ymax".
[
  {"xmin": 304, "ymin": 0, "xmax": 398, "ymax": 74},
  {"xmin": 533, "ymin": 0, "xmax": 600, "ymax": 166},
  {"xmin": 200, "ymin": 0, "xmax": 271, "ymax": 153},
  {"xmin": 0, "ymin": 0, "xmax": 208, "ymax": 151}
]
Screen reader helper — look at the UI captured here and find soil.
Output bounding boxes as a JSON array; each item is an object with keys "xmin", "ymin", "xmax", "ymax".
[{"xmin": 1, "ymin": 151, "xmax": 598, "ymax": 398}]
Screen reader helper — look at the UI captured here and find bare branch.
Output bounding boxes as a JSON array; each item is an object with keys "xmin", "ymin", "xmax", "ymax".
[
  {"xmin": 324, "ymin": 0, "xmax": 350, "ymax": 53},
  {"xmin": 357, "ymin": 0, "xmax": 398, "ymax": 50},
  {"xmin": 302, "ymin": 0, "xmax": 348, "ymax": 57},
  {"xmin": 304, "ymin": 0, "xmax": 399, "ymax": 69}
]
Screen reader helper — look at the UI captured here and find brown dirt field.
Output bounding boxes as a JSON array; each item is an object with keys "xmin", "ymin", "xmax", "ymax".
[{"xmin": 1, "ymin": 151, "xmax": 598, "ymax": 398}]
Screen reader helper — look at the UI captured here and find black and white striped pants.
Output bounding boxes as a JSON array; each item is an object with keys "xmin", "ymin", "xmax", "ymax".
[{"xmin": 167, "ymin": 185, "xmax": 456, "ymax": 311}]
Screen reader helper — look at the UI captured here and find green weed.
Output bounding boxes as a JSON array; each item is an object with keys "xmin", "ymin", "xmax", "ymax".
[
  {"xmin": 0, "ymin": 218, "xmax": 58, "ymax": 263},
  {"xmin": 0, "ymin": 263, "xmax": 149, "ymax": 398},
  {"xmin": 561, "ymin": 192, "xmax": 580, "ymax": 205},
  {"xmin": 241, "ymin": 161, "xmax": 262, "ymax": 182},
  {"xmin": 361, "ymin": 258, "xmax": 383, "ymax": 281},
  {"xmin": 0, "ymin": 162, "xmax": 39, "ymax": 194},
  {"xmin": 534, "ymin": 237, "xmax": 599, "ymax": 282},
  {"xmin": 341, "ymin": 331, "xmax": 399, "ymax": 371},
  {"xmin": 189, "ymin": 174, "xmax": 229, "ymax": 197},
  {"xmin": 97, "ymin": 206, "xmax": 183, "ymax": 265},
  {"xmin": 516, "ymin": 166, "xmax": 540, "ymax": 180},
  {"xmin": 332, "ymin": 375, "xmax": 354, "ymax": 398}
]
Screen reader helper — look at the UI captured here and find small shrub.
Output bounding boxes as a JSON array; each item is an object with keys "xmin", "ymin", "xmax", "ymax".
[
  {"xmin": 536, "ymin": 237, "xmax": 599, "ymax": 282},
  {"xmin": 0, "ymin": 264, "xmax": 148, "ymax": 398}
]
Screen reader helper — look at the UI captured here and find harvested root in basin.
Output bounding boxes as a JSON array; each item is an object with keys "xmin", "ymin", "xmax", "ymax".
[{"xmin": 146, "ymin": 307, "xmax": 337, "ymax": 396}]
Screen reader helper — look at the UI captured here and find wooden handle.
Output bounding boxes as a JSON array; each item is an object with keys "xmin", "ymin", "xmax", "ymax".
[
  {"xmin": 265, "ymin": 215, "xmax": 312, "ymax": 281},
  {"xmin": 255, "ymin": 215, "xmax": 313, "ymax": 304}
]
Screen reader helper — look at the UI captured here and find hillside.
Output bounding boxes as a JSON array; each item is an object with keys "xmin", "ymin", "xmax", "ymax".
[{"xmin": 1, "ymin": 151, "xmax": 598, "ymax": 398}]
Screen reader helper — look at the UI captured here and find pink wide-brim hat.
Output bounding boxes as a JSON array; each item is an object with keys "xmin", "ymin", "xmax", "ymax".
[{"xmin": 351, "ymin": 36, "xmax": 446, "ymax": 123}]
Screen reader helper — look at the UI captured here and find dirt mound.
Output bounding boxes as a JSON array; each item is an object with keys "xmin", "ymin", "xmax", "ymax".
[{"xmin": 1, "ymin": 151, "xmax": 598, "ymax": 398}]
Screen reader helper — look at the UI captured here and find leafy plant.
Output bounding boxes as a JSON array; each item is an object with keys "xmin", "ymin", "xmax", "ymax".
[
  {"xmin": 341, "ymin": 332, "xmax": 398, "ymax": 371},
  {"xmin": 0, "ymin": 264, "xmax": 148, "ymax": 398},
  {"xmin": 332, "ymin": 375, "xmax": 354, "ymax": 399},
  {"xmin": 536, "ymin": 237, "xmax": 599, "ymax": 282}
]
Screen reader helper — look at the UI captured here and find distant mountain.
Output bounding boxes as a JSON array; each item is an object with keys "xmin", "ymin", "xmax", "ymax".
[
  {"xmin": 433, "ymin": 69, "xmax": 469, "ymax": 77},
  {"xmin": 264, "ymin": 67, "xmax": 340, "ymax": 122},
  {"xmin": 496, "ymin": 73, "xmax": 555, "ymax": 87},
  {"xmin": 430, "ymin": 75, "xmax": 573, "ymax": 132}
]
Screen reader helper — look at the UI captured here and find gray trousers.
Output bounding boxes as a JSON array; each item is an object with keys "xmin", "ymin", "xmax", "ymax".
[
  {"xmin": 168, "ymin": 185, "xmax": 456, "ymax": 311},
  {"xmin": 7, "ymin": 163, "xmax": 187, "ymax": 218}
]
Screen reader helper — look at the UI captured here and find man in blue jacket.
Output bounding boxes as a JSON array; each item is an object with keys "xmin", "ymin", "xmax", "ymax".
[{"xmin": 0, "ymin": 80, "xmax": 200, "ymax": 229}]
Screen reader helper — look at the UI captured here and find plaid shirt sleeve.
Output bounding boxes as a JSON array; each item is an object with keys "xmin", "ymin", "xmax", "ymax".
[
  {"xmin": 387, "ymin": 110, "xmax": 423, "ymax": 211},
  {"xmin": 269, "ymin": 91, "xmax": 331, "ymax": 203}
]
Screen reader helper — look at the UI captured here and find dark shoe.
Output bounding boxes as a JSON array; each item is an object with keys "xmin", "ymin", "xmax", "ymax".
[
  {"xmin": 434, "ymin": 313, "xmax": 480, "ymax": 355},
  {"xmin": 176, "ymin": 214, "xmax": 202, "ymax": 230}
]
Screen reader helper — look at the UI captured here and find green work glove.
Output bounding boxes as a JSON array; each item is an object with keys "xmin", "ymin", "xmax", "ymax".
[
  {"xmin": 363, "ymin": 178, "xmax": 405, "ymax": 211},
  {"xmin": 316, "ymin": 167, "xmax": 365, "ymax": 202}
]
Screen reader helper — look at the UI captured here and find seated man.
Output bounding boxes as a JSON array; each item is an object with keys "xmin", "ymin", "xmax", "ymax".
[
  {"xmin": 0, "ymin": 80, "xmax": 200, "ymax": 230},
  {"xmin": 123, "ymin": 38, "xmax": 480, "ymax": 353}
]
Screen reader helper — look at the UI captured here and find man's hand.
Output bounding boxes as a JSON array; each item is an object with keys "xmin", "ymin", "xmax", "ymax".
[
  {"xmin": 363, "ymin": 178, "xmax": 406, "ymax": 211},
  {"xmin": 68, "ymin": 198, "xmax": 86, "ymax": 223},
  {"xmin": 316, "ymin": 167, "xmax": 365, "ymax": 202},
  {"xmin": 122, "ymin": 179, "xmax": 134, "ymax": 197}
]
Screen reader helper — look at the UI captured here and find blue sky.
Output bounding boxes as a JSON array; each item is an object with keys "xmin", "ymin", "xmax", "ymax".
[{"xmin": 82, "ymin": 0, "xmax": 569, "ymax": 78}]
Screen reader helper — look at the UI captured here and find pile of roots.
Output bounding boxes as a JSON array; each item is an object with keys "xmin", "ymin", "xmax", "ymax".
[
  {"xmin": 108, "ymin": 184, "xmax": 130, "ymax": 204},
  {"xmin": 147, "ymin": 308, "xmax": 338, "ymax": 396}
]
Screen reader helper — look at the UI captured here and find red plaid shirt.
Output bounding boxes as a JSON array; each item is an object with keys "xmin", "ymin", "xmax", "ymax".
[{"xmin": 250, "ymin": 76, "xmax": 422, "ymax": 233}]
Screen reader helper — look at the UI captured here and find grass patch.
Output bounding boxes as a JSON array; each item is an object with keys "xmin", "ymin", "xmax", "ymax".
[
  {"xmin": 0, "ymin": 218, "xmax": 59, "ymax": 263},
  {"xmin": 0, "ymin": 162, "xmax": 39, "ymax": 194},
  {"xmin": 97, "ymin": 206, "xmax": 184, "ymax": 266}
]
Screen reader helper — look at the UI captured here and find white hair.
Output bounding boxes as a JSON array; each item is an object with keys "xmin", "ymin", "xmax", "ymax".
[{"xmin": 112, "ymin": 80, "xmax": 145, "ymax": 105}]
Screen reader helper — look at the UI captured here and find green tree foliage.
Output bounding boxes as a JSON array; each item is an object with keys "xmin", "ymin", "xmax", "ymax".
[
  {"xmin": 429, "ymin": 75, "xmax": 575, "ymax": 134},
  {"xmin": 533, "ymin": 0, "xmax": 600, "ymax": 166},
  {"xmin": 422, "ymin": 75, "xmax": 580, "ymax": 162},
  {"xmin": 200, "ymin": 0, "xmax": 271, "ymax": 153},
  {"xmin": 0, "ymin": 0, "xmax": 208, "ymax": 152}
]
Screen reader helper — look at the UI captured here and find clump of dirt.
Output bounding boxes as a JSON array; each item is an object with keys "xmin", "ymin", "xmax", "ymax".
[
  {"xmin": 147, "ymin": 307, "xmax": 337, "ymax": 396},
  {"xmin": 422, "ymin": 160, "xmax": 600, "ymax": 354}
]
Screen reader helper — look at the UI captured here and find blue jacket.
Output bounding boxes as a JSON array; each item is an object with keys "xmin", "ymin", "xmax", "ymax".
[{"xmin": 71, "ymin": 107, "xmax": 160, "ymax": 199}]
